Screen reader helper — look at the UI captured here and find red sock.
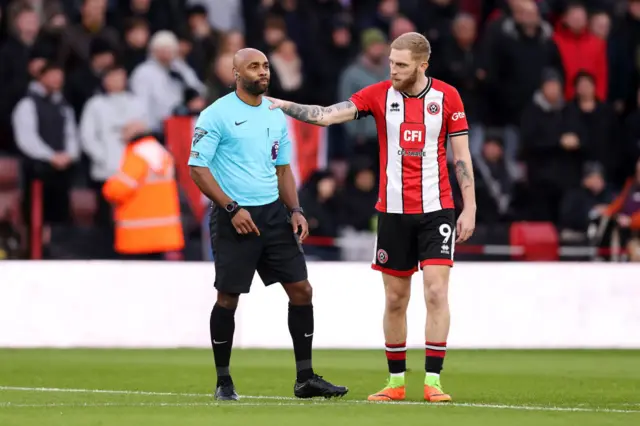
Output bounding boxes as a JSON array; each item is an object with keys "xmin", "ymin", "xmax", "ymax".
[
  {"xmin": 425, "ymin": 341, "xmax": 446, "ymax": 374},
  {"xmin": 385, "ymin": 342, "xmax": 406, "ymax": 374}
]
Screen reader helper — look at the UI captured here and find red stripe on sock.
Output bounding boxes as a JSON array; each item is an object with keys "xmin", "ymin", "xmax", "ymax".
[
  {"xmin": 385, "ymin": 342, "xmax": 406, "ymax": 349},
  {"xmin": 425, "ymin": 349, "xmax": 446, "ymax": 358},
  {"xmin": 425, "ymin": 341, "xmax": 447, "ymax": 347},
  {"xmin": 386, "ymin": 350, "xmax": 407, "ymax": 361}
]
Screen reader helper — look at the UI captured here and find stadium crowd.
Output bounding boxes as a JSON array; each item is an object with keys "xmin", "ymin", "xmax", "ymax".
[{"xmin": 0, "ymin": 0, "xmax": 638, "ymax": 261}]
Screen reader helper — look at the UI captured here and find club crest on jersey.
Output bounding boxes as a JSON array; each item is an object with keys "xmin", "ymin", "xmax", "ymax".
[
  {"xmin": 427, "ymin": 102, "xmax": 440, "ymax": 115},
  {"xmin": 271, "ymin": 140, "xmax": 279, "ymax": 160},
  {"xmin": 192, "ymin": 127, "xmax": 207, "ymax": 146},
  {"xmin": 377, "ymin": 249, "xmax": 388, "ymax": 264}
]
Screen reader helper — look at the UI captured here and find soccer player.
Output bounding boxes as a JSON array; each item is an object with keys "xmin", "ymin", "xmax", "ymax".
[
  {"xmin": 188, "ymin": 48, "xmax": 348, "ymax": 401},
  {"xmin": 267, "ymin": 32, "xmax": 476, "ymax": 402}
]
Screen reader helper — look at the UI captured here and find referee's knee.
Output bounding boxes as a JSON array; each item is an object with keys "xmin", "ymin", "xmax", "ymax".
[
  {"xmin": 284, "ymin": 280, "xmax": 313, "ymax": 305},
  {"xmin": 216, "ymin": 292, "xmax": 240, "ymax": 310}
]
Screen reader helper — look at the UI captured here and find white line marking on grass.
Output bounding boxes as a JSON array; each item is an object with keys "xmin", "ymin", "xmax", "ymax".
[
  {"xmin": 0, "ymin": 386, "xmax": 290, "ymax": 401},
  {"xmin": 1, "ymin": 386, "xmax": 639, "ymax": 414}
]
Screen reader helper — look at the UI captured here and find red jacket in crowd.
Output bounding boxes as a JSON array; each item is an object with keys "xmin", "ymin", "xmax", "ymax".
[{"xmin": 553, "ymin": 23, "xmax": 608, "ymax": 101}]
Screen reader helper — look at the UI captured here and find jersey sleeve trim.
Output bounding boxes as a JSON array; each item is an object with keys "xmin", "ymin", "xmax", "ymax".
[{"xmin": 448, "ymin": 130, "xmax": 469, "ymax": 137}]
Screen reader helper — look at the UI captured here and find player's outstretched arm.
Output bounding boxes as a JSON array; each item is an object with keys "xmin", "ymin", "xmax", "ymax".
[
  {"xmin": 266, "ymin": 97, "xmax": 357, "ymax": 126},
  {"xmin": 450, "ymin": 134, "xmax": 476, "ymax": 243}
]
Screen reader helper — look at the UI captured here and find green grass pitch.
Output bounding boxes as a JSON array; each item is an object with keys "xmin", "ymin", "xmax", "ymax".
[{"xmin": 0, "ymin": 349, "xmax": 639, "ymax": 425}]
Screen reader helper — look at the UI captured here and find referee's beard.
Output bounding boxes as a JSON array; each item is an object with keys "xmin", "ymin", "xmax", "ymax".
[{"xmin": 239, "ymin": 77, "xmax": 269, "ymax": 96}]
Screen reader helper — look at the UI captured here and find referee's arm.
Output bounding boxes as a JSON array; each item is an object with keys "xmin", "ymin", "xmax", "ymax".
[
  {"xmin": 187, "ymin": 125, "xmax": 233, "ymax": 208},
  {"xmin": 189, "ymin": 166, "xmax": 233, "ymax": 208}
]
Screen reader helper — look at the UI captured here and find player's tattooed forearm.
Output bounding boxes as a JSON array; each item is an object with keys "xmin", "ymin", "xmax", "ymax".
[
  {"xmin": 455, "ymin": 160, "xmax": 473, "ymax": 190},
  {"xmin": 280, "ymin": 101, "xmax": 354, "ymax": 124},
  {"xmin": 281, "ymin": 103, "xmax": 324, "ymax": 124}
]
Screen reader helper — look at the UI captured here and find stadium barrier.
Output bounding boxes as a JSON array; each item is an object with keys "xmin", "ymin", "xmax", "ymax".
[{"xmin": 1, "ymin": 261, "xmax": 639, "ymax": 349}]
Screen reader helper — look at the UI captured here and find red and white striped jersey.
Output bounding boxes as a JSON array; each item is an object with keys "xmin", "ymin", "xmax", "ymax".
[{"xmin": 349, "ymin": 77, "xmax": 469, "ymax": 214}]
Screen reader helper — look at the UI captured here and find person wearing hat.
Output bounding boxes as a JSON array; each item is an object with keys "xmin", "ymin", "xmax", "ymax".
[{"xmin": 337, "ymin": 28, "xmax": 389, "ymax": 161}]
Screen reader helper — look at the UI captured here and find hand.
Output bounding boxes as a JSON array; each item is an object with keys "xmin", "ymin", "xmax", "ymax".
[
  {"xmin": 291, "ymin": 212, "xmax": 309, "ymax": 241},
  {"xmin": 264, "ymin": 96, "xmax": 287, "ymax": 110},
  {"xmin": 617, "ymin": 214, "xmax": 631, "ymax": 228},
  {"xmin": 594, "ymin": 204, "xmax": 608, "ymax": 215},
  {"xmin": 560, "ymin": 133, "xmax": 580, "ymax": 150},
  {"xmin": 231, "ymin": 208, "xmax": 260, "ymax": 236},
  {"xmin": 456, "ymin": 208, "xmax": 476, "ymax": 243},
  {"xmin": 50, "ymin": 153, "xmax": 71, "ymax": 170}
]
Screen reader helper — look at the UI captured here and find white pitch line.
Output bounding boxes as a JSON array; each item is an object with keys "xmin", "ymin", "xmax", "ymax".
[{"xmin": 0, "ymin": 385, "xmax": 638, "ymax": 414}]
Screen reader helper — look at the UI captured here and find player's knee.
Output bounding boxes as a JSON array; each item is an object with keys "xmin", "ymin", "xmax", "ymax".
[
  {"xmin": 424, "ymin": 280, "xmax": 448, "ymax": 309},
  {"xmin": 217, "ymin": 292, "xmax": 240, "ymax": 310},
  {"xmin": 285, "ymin": 280, "xmax": 313, "ymax": 305},
  {"xmin": 385, "ymin": 289, "xmax": 410, "ymax": 313}
]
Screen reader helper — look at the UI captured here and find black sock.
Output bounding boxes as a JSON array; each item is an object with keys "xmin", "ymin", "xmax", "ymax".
[
  {"xmin": 425, "ymin": 341, "xmax": 447, "ymax": 375},
  {"xmin": 210, "ymin": 303, "xmax": 236, "ymax": 386},
  {"xmin": 288, "ymin": 303, "xmax": 314, "ymax": 382}
]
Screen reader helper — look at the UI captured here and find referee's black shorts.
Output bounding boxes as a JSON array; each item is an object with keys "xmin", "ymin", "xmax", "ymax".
[{"xmin": 210, "ymin": 199, "xmax": 308, "ymax": 294}]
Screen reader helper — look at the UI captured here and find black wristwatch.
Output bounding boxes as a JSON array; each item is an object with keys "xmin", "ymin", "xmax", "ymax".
[
  {"xmin": 290, "ymin": 207, "xmax": 304, "ymax": 216},
  {"xmin": 225, "ymin": 201, "xmax": 240, "ymax": 218}
]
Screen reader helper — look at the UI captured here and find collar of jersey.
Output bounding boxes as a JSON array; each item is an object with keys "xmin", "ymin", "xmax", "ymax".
[{"xmin": 400, "ymin": 77, "xmax": 432, "ymax": 99}]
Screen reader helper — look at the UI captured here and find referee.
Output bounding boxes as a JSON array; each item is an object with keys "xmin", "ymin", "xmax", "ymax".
[{"xmin": 188, "ymin": 48, "xmax": 348, "ymax": 401}]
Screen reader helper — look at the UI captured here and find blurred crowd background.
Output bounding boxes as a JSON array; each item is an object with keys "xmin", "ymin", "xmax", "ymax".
[{"xmin": 0, "ymin": 0, "xmax": 638, "ymax": 262}]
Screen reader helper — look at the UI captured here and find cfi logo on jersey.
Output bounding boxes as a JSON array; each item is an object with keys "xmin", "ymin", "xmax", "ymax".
[{"xmin": 271, "ymin": 140, "xmax": 279, "ymax": 160}]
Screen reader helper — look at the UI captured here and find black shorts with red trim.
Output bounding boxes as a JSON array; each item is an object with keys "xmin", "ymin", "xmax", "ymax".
[{"xmin": 372, "ymin": 209, "xmax": 455, "ymax": 277}]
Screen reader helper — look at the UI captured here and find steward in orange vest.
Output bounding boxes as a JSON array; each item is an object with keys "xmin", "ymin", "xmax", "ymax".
[{"xmin": 103, "ymin": 130, "xmax": 184, "ymax": 256}]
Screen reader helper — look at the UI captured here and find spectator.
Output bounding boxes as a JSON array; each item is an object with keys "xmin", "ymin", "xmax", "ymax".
[
  {"xmin": 589, "ymin": 9, "xmax": 626, "ymax": 115},
  {"xmin": 298, "ymin": 170, "xmax": 341, "ymax": 261},
  {"xmin": 80, "ymin": 64, "xmax": 147, "ymax": 227},
  {"xmin": 124, "ymin": 0, "xmax": 179, "ymax": 35},
  {"xmin": 601, "ymin": 157, "xmax": 640, "ymax": 261},
  {"xmin": 258, "ymin": 13, "xmax": 288, "ymax": 54},
  {"xmin": 338, "ymin": 28, "xmax": 389, "ymax": 163},
  {"xmin": 520, "ymin": 68, "xmax": 573, "ymax": 223},
  {"xmin": 339, "ymin": 158, "xmax": 377, "ymax": 232},
  {"xmin": 388, "ymin": 15, "xmax": 415, "ymax": 41},
  {"xmin": 216, "ymin": 29, "xmax": 245, "ymax": 55},
  {"xmin": 433, "ymin": 13, "xmax": 484, "ymax": 159},
  {"xmin": 188, "ymin": 0, "xmax": 244, "ymax": 34},
  {"xmin": 121, "ymin": 17, "xmax": 149, "ymax": 74},
  {"xmin": 268, "ymin": 38, "xmax": 306, "ymax": 103},
  {"xmin": 612, "ymin": 0, "xmax": 640, "ymax": 115},
  {"xmin": 400, "ymin": 0, "xmax": 456, "ymax": 58},
  {"xmin": 624, "ymin": 88, "xmax": 640, "ymax": 177},
  {"xmin": 185, "ymin": 4, "xmax": 219, "ymax": 80},
  {"xmin": 129, "ymin": 30, "xmax": 205, "ymax": 134},
  {"xmin": 563, "ymin": 70, "xmax": 621, "ymax": 188},
  {"xmin": 204, "ymin": 51, "xmax": 234, "ymax": 103},
  {"xmin": 552, "ymin": 2, "xmax": 607, "ymax": 101},
  {"xmin": 64, "ymin": 37, "xmax": 115, "ymax": 120},
  {"xmin": 559, "ymin": 161, "xmax": 614, "ymax": 239},
  {"xmin": 12, "ymin": 61, "xmax": 80, "ymax": 231},
  {"xmin": 102, "ymin": 121, "xmax": 185, "ymax": 260},
  {"xmin": 484, "ymin": 0, "xmax": 562, "ymax": 165},
  {"xmin": 473, "ymin": 133, "xmax": 518, "ymax": 224},
  {"xmin": 0, "ymin": 3, "xmax": 40, "ymax": 152},
  {"xmin": 60, "ymin": 0, "xmax": 119, "ymax": 73}
]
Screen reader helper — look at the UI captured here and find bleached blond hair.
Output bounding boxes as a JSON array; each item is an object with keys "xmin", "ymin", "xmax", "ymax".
[{"xmin": 390, "ymin": 32, "xmax": 431, "ymax": 62}]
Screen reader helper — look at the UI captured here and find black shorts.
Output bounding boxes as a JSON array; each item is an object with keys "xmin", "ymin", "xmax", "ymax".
[
  {"xmin": 372, "ymin": 209, "xmax": 455, "ymax": 277},
  {"xmin": 210, "ymin": 199, "xmax": 308, "ymax": 294}
]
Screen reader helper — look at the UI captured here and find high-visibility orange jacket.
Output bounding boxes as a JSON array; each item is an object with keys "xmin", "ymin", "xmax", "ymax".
[{"xmin": 102, "ymin": 135, "xmax": 184, "ymax": 254}]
